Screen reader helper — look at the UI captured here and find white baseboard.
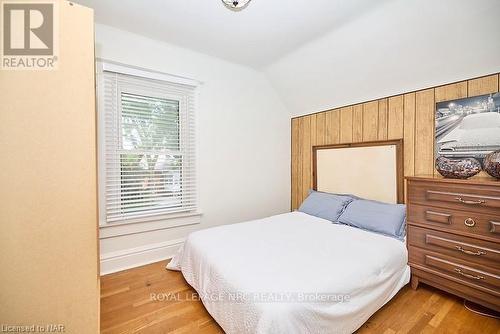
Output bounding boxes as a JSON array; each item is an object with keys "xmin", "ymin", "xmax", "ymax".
[{"xmin": 100, "ymin": 238, "xmax": 184, "ymax": 275}]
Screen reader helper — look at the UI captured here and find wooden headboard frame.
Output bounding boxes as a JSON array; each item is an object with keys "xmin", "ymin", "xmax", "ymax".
[{"xmin": 312, "ymin": 139, "xmax": 405, "ymax": 203}]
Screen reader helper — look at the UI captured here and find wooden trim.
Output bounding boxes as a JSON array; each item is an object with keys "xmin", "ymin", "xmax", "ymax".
[
  {"xmin": 312, "ymin": 139, "xmax": 404, "ymax": 203},
  {"xmin": 406, "ymin": 175, "xmax": 500, "ymax": 187}
]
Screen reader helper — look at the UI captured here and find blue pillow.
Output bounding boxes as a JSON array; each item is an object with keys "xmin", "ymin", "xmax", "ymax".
[
  {"xmin": 298, "ymin": 190, "xmax": 354, "ymax": 222},
  {"xmin": 338, "ymin": 199, "xmax": 406, "ymax": 240}
]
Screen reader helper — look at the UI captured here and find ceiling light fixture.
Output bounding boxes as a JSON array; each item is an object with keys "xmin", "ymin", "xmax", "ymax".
[{"xmin": 221, "ymin": 0, "xmax": 252, "ymax": 11}]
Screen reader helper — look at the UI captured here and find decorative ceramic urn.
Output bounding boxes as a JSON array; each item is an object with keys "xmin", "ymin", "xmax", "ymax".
[
  {"xmin": 435, "ymin": 156, "xmax": 482, "ymax": 179},
  {"xmin": 484, "ymin": 150, "xmax": 500, "ymax": 179}
]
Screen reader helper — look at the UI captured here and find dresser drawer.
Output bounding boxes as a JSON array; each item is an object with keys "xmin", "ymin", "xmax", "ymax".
[
  {"xmin": 407, "ymin": 204, "xmax": 500, "ymax": 242},
  {"xmin": 409, "ymin": 247, "xmax": 500, "ymax": 296},
  {"xmin": 408, "ymin": 226, "xmax": 500, "ymax": 269},
  {"xmin": 407, "ymin": 181, "xmax": 500, "ymax": 215}
]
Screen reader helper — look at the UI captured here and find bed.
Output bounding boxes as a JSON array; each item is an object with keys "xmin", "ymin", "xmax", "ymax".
[
  {"xmin": 167, "ymin": 212, "xmax": 409, "ymax": 333},
  {"xmin": 168, "ymin": 140, "xmax": 409, "ymax": 333}
]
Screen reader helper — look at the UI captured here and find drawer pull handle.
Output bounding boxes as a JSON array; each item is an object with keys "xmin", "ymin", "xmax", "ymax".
[
  {"xmin": 455, "ymin": 246, "xmax": 486, "ymax": 256},
  {"xmin": 455, "ymin": 197, "xmax": 485, "ymax": 205},
  {"xmin": 464, "ymin": 218, "xmax": 476, "ymax": 227},
  {"xmin": 454, "ymin": 268, "xmax": 484, "ymax": 280}
]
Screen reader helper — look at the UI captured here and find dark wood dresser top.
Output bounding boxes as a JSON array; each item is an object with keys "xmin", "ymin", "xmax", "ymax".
[{"xmin": 407, "ymin": 175, "xmax": 500, "ymax": 187}]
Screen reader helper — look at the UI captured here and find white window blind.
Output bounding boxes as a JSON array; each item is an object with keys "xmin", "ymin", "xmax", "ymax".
[{"xmin": 98, "ymin": 67, "xmax": 197, "ymax": 224}]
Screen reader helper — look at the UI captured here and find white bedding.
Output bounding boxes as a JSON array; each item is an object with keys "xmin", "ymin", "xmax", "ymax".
[{"xmin": 167, "ymin": 212, "xmax": 410, "ymax": 334}]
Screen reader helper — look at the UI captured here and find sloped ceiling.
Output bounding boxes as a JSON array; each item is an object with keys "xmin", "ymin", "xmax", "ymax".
[{"xmin": 265, "ymin": 0, "xmax": 500, "ymax": 116}]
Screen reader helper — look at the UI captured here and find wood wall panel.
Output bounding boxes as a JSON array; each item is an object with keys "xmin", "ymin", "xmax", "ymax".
[
  {"xmin": 403, "ymin": 93, "xmax": 416, "ymax": 177},
  {"xmin": 467, "ymin": 75, "xmax": 498, "ymax": 96},
  {"xmin": 435, "ymin": 81, "xmax": 468, "ymax": 102},
  {"xmin": 310, "ymin": 114, "xmax": 318, "ymax": 146},
  {"xmin": 378, "ymin": 98, "xmax": 388, "ymax": 140},
  {"xmin": 340, "ymin": 106, "xmax": 353, "ymax": 143},
  {"xmin": 325, "ymin": 109, "xmax": 341, "ymax": 144},
  {"xmin": 315, "ymin": 112, "xmax": 327, "ymax": 145},
  {"xmin": 352, "ymin": 105, "xmax": 363, "ymax": 142},
  {"xmin": 362, "ymin": 101, "xmax": 379, "ymax": 141},
  {"xmin": 415, "ymin": 89, "xmax": 435, "ymax": 175},
  {"xmin": 296, "ymin": 117, "xmax": 304, "ymax": 206},
  {"xmin": 301, "ymin": 116, "xmax": 312, "ymax": 202},
  {"xmin": 388, "ymin": 95, "xmax": 404, "ymax": 140},
  {"xmin": 291, "ymin": 119, "xmax": 300, "ymax": 209},
  {"xmin": 290, "ymin": 73, "xmax": 500, "ymax": 210}
]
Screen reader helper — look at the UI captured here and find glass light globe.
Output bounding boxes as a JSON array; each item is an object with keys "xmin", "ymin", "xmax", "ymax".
[{"xmin": 221, "ymin": 0, "xmax": 252, "ymax": 11}]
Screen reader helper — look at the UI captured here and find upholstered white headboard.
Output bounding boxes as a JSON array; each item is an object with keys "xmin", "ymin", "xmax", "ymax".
[{"xmin": 313, "ymin": 140, "xmax": 404, "ymax": 204}]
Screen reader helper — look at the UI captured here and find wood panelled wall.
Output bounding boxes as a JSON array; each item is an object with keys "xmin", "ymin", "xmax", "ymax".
[{"xmin": 291, "ymin": 73, "xmax": 500, "ymax": 210}]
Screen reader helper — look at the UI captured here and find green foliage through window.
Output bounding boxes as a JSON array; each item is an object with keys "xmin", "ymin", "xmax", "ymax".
[{"xmin": 119, "ymin": 92, "xmax": 182, "ymax": 213}]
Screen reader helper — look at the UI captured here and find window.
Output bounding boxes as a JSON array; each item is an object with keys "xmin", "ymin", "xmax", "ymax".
[{"xmin": 98, "ymin": 62, "xmax": 198, "ymax": 224}]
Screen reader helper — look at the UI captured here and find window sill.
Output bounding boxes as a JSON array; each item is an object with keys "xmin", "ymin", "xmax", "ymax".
[{"xmin": 99, "ymin": 212, "xmax": 202, "ymax": 239}]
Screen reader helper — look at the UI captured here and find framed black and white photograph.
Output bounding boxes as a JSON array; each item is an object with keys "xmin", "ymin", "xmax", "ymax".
[{"xmin": 435, "ymin": 92, "xmax": 500, "ymax": 162}]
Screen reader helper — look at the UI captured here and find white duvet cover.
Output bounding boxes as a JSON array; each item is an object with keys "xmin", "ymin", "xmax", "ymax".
[{"xmin": 167, "ymin": 212, "xmax": 410, "ymax": 334}]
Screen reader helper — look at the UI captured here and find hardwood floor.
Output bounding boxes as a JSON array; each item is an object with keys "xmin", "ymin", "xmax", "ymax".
[{"xmin": 101, "ymin": 261, "xmax": 499, "ymax": 333}]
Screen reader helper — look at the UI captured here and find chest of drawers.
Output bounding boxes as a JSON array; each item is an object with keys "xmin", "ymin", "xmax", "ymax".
[{"xmin": 406, "ymin": 176, "xmax": 500, "ymax": 312}]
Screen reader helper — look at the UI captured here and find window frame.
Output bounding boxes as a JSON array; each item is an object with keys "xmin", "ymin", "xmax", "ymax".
[{"xmin": 96, "ymin": 60, "xmax": 200, "ymax": 227}]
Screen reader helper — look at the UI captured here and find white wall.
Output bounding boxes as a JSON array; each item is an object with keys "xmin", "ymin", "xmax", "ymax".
[
  {"xmin": 265, "ymin": 0, "xmax": 500, "ymax": 117},
  {"xmin": 96, "ymin": 24, "xmax": 291, "ymax": 274}
]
